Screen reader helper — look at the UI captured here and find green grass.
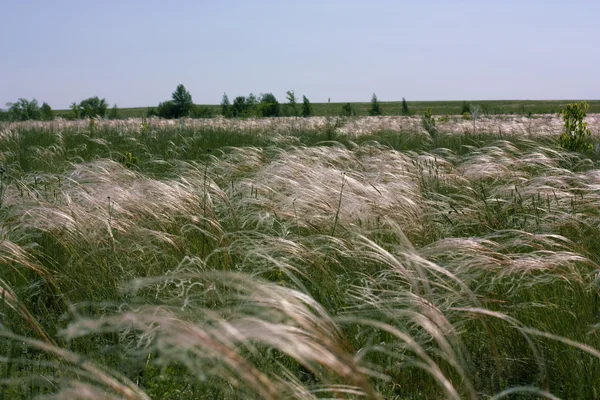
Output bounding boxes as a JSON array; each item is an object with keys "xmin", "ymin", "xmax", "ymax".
[
  {"xmin": 0, "ymin": 117, "xmax": 600, "ymax": 398},
  {"xmin": 53, "ymin": 99, "xmax": 600, "ymax": 119}
]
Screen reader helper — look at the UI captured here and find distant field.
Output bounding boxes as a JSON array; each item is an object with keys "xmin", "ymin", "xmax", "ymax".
[{"xmin": 54, "ymin": 99, "xmax": 600, "ymax": 119}]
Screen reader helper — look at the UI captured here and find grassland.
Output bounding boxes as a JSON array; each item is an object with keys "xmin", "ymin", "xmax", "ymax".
[
  {"xmin": 1, "ymin": 114, "xmax": 600, "ymax": 399},
  {"xmin": 54, "ymin": 99, "xmax": 600, "ymax": 119}
]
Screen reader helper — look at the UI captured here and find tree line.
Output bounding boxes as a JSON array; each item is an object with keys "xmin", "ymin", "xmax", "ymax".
[{"xmin": 0, "ymin": 84, "xmax": 413, "ymax": 121}]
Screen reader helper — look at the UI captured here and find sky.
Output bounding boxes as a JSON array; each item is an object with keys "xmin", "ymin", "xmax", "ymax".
[{"xmin": 1, "ymin": 0, "xmax": 599, "ymax": 109}]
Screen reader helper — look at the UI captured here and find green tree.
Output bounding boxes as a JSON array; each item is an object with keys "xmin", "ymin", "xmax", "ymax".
[
  {"xmin": 41, "ymin": 102, "xmax": 54, "ymax": 120},
  {"xmin": 461, "ymin": 101, "xmax": 471, "ymax": 115},
  {"xmin": 340, "ymin": 102, "xmax": 356, "ymax": 117},
  {"xmin": 258, "ymin": 93, "xmax": 280, "ymax": 117},
  {"xmin": 558, "ymin": 102, "xmax": 592, "ymax": 152},
  {"xmin": 156, "ymin": 101, "xmax": 178, "ymax": 119},
  {"xmin": 369, "ymin": 93, "xmax": 382, "ymax": 116},
  {"xmin": 171, "ymin": 84, "xmax": 193, "ymax": 118},
  {"xmin": 221, "ymin": 93, "xmax": 232, "ymax": 118},
  {"xmin": 401, "ymin": 97, "xmax": 410, "ymax": 116},
  {"xmin": 232, "ymin": 96, "xmax": 248, "ymax": 117},
  {"xmin": 108, "ymin": 104, "xmax": 120, "ymax": 120},
  {"xmin": 302, "ymin": 95, "xmax": 312, "ymax": 117},
  {"xmin": 7, "ymin": 98, "xmax": 42, "ymax": 121},
  {"xmin": 78, "ymin": 96, "xmax": 108, "ymax": 118},
  {"xmin": 191, "ymin": 105, "xmax": 213, "ymax": 118},
  {"xmin": 286, "ymin": 90, "xmax": 298, "ymax": 116}
]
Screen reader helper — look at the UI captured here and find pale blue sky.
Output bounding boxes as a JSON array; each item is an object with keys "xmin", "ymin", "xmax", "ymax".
[{"xmin": 1, "ymin": 0, "xmax": 598, "ymax": 109}]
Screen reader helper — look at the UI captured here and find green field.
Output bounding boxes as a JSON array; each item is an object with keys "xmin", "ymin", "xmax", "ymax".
[
  {"xmin": 1, "ymin": 116, "xmax": 600, "ymax": 398},
  {"xmin": 54, "ymin": 99, "xmax": 600, "ymax": 119}
]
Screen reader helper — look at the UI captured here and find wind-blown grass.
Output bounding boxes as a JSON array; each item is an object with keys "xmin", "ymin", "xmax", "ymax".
[{"xmin": 0, "ymin": 115, "xmax": 599, "ymax": 398}]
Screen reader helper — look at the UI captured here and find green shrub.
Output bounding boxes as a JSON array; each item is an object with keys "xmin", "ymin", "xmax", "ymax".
[
  {"xmin": 285, "ymin": 90, "xmax": 298, "ymax": 116},
  {"xmin": 461, "ymin": 100, "xmax": 471, "ymax": 114},
  {"xmin": 302, "ymin": 95, "xmax": 312, "ymax": 117},
  {"xmin": 6, "ymin": 98, "xmax": 42, "ymax": 121},
  {"xmin": 558, "ymin": 102, "xmax": 592, "ymax": 152},
  {"xmin": 108, "ymin": 104, "xmax": 120, "ymax": 120},
  {"xmin": 340, "ymin": 102, "xmax": 356, "ymax": 117},
  {"xmin": 369, "ymin": 93, "xmax": 382, "ymax": 116},
  {"xmin": 77, "ymin": 96, "xmax": 108, "ymax": 118},
  {"xmin": 191, "ymin": 105, "xmax": 213, "ymax": 118},
  {"xmin": 421, "ymin": 107, "xmax": 437, "ymax": 137},
  {"xmin": 402, "ymin": 97, "xmax": 410, "ymax": 116},
  {"xmin": 258, "ymin": 93, "xmax": 280, "ymax": 117},
  {"xmin": 221, "ymin": 93, "xmax": 232, "ymax": 118},
  {"xmin": 40, "ymin": 102, "xmax": 54, "ymax": 120}
]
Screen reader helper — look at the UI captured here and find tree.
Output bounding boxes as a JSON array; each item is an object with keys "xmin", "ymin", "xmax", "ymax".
[
  {"xmin": 7, "ymin": 98, "xmax": 42, "ymax": 121},
  {"xmin": 258, "ymin": 93, "xmax": 280, "ymax": 117},
  {"xmin": 232, "ymin": 96, "xmax": 248, "ymax": 117},
  {"xmin": 108, "ymin": 104, "xmax": 120, "ymax": 120},
  {"xmin": 40, "ymin": 102, "xmax": 53, "ymax": 120},
  {"xmin": 461, "ymin": 101, "xmax": 471, "ymax": 115},
  {"xmin": 286, "ymin": 90, "xmax": 298, "ymax": 116},
  {"xmin": 369, "ymin": 93, "xmax": 382, "ymax": 116},
  {"xmin": 402, "ymin": 97, "xmax": 410, "ymax": 116},
  {"xmin": 302, "ymin": 95, "xmax": 312, "ymax": 117},
  {"xmin": 558, "ymin": 102, "xmax": 592, "ymax": 152},
  {"xmin": 77, "ymin": 96, "xmax": 108, "ymax": 118},
  {"xmin": 221, "ymin": 93, "xmax": 232, "ymax": 118},
  {"xmin": 156, "ymin": 101, "xmax": 178, "ymax": 119},
  {"xmin": 171, "ymin": 84, "xmax": 193, "ymax": 118},
  {"xmin": 341, "ymin": 102, "xmax": 356, "ymax": 117}
]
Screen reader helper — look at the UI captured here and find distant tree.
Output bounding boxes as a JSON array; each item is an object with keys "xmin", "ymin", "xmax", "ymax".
[
  {"xmin": 258, "ymin": 93, "xmax": 280, "ymax": 117},
  {"xmin": 369, "ymin": 93, "xmax": 382, "ymax": 116},
  {"xmin": 69, "ymin": 102, "xmax": 80, "ymax": 120},
  {"xmin": 246, "ymin": 93, "xmax": 259, "ymax": 116},
  {"xmin": 0, "ymin": 109, "xmax": 9, "ymax": 122},
  {"xmin": 191, "ymin": 104, "xmax": 213, "ymax": 118},
  {"xmin": 6, "ymin": 98, "xmax": 42, "ymax": 121},
  {"xmin": 286, "ymin": 90, "xmax": 298, "ymax": 116},
  {"xmin": 108, "ymin": 104, "xmax": 120, "ymax": 120},
  {"xmin": 341, "ymin": 102, "xmax": 356, "ymax": 117},
  {"xmin": 156, "ymin": 100, "xmax": 178, "ymax": 119},
  {"xmin": 40, "ymin": 102, "xmax": 54, "ymax": 120},
  {"xmin": 78, "ymin": 96, "xmax": 108, "ymax": 118},
  {"xmin": 146, "ymin": 107, "xmax": 158, "ymax": 117},
  {"xmin": 232, "ymin": 96, "xmax": 248, "ymax": 117},
  {"xmin": 402, "ymin": 97, "xmax": 410, "ymax": 116},
  {"xmin": 171, "ymin": 84, "xmax": 193, "ymax": 118},
  {"xmin": 221, "ymin": 93, "xmax": 232, "ymax": 118},
  {"xmin": 461, "ymin": 101, "xmax": 471, "ymax": 115},
  {"xmin": 301, "ymin": 96, "xmax": 312, "ymax": 117}
]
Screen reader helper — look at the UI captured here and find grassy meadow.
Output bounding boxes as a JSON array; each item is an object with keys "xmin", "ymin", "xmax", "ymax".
[{"xmin": 1, "ymin": 114, "xmax": 600, "ymax": 399}]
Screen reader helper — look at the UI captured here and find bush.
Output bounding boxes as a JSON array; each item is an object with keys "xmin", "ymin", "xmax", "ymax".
[
  {"xmin": 108, "ymin": 104, "xmax": 120, "ymax": 120},
  {"xmin": 302, "ymin": 95, "xmax": 312, "ymax": 117},
  {"xmin": 285, "ymin": 90, "xmax": 298, "ymax": 116},
  {"xmin": 40, "ymin": 102, "xmax": 54, "ymax": 120},
  {"xmin": 421, "ymin": 107, "xmax": 437, "ymax": 138},
  {"xmin": 258, "ymin": 93, "xmax": 280, "ymax": 117},
  {"xmin": 191, "ymin": 105, "xmax": 213, "ymax": 118},
  {"xmin": 221, "ymin": 93, "xmax": 232, "ymax": 118},
  {"xmin": 77, "ymin": 96, "xmax": 108, "ymax": 118},
  {"xmin": 232, "ymin": 96, "xmax": 248, "ymax": 117},
  {"xmin": 6, "ymin": 98, "xmax": 42, "ymax": 121},
  {"xmin": 461, "ymin": 101, "xmax": 471, "ymax": 115},
  {"xmin": 402, "ymin": 97, "xmax": 410, "ymax": 116},
  {"xmin": 558, "ymin": 102, "xmax": 592, "ymax": 152},
  {"xmin": 153, "ymin": 84, "xmax": 194, "ymax": 119},
  {"xmin": 369, "ymin": 93, "xmax": 382, "ymax": 116},
  {"xmin": 340, "ymin": 102, "xmax": 356, "ymax": 117},
  {"xmin": 156, "ymin": 101, "xmax": 178, "ymax": 119}
]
